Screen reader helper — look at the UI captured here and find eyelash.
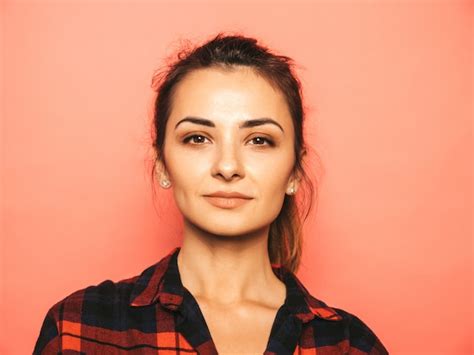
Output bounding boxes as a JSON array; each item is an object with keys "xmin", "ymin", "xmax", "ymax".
[{"xmin": 182, "ymin": 134, "xmax": 275, "ymax": 147}]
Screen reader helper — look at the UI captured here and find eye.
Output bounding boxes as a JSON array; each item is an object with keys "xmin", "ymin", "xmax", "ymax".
[
  {"xmin": 249, "ymin": 136, "xmax": 275, "ymax": 147},
  {"xmin": 182, "ymin": 134, "xmax": 275, "ymax": 147},
  {"xmin": 182, "ymin": 134, "xmax": 210, "ymax": 145}
]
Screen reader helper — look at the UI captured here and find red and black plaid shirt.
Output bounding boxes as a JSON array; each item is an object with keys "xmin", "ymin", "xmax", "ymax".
[{"xmin": 34, "ymin": 246, "xmax": 388, "ymax": 354}]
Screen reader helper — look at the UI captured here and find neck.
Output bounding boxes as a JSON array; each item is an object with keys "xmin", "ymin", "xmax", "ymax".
[{"xmin": 177, "ymin": 221, "xmax": 285, "ymax": 308}]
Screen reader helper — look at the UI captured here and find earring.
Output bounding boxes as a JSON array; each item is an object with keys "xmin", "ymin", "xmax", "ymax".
[
  {"xmin": 160, "ymin": 179, "xmax": 171, "ymax": 188},
  {"xmin": 288, "ymin": 186, "xmax": 295, "ymax": 195}
]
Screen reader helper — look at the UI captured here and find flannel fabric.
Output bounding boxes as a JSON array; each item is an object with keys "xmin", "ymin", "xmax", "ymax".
[{"xmin": 34, "ymin": 246, "xmax": 388, "ymax": 354}]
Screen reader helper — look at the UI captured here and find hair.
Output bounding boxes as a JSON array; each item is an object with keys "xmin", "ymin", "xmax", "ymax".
[{"xmin": 149, "ymin": 32, "xmax": 319, "ymax": 274}]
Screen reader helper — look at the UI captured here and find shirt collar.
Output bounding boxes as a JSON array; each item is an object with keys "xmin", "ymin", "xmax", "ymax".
[{"xmin": 129, "ymin": 247, "xmax": 342, "ymax": 323}]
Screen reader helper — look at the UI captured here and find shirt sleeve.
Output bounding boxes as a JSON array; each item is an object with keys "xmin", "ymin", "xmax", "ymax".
[
  {"xmin": 33, "ymin": 308, "xmax": 60, "ymax": 355},
  {"xmin": 347, "ymin": 313, "xmax": 389, "ymax": 355}
]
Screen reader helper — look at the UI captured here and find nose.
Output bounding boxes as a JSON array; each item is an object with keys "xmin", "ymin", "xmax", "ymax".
[{"xmin": 211, "ymin": 138, "xmax": 244, "ymax": 181}]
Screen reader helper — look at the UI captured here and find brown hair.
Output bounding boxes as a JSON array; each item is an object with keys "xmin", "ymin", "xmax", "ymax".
[{"xmin": 149, "ymin": 32, "xmax": 319, "ymax": 273}]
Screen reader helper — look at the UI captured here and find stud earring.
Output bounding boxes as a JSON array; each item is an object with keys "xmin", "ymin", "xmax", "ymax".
[
  {"xmin": 160, "ymin": 179, "xmax": 171, "ymax": 188},
  {"xmin": 288, "ymin": 186, "xmax": 296, "ymax": 195}
]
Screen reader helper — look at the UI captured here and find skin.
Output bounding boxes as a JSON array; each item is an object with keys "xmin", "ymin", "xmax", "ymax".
[{"xmin": 156, "ymin": 65, "xmax": 301, "ymax": 352}]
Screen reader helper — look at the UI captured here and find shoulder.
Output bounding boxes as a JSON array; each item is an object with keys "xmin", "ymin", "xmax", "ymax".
[
  {"xmin": 305, "ymin": 296, "xmax": 389, "ymax": 355},
  {"xmin": 279, "ymin": 266, "xmax": 389, "ymax": 354},
  {"xmin": 332, "ymin": 306, "xmax": 388, "ymax": 354},
  {"xmin": 45, "ymin": 274, "xmax": 139, "ymax": 322},
  {"xmin": 34, "ymin": 274, "xmax": 142, "ymax": 354}
]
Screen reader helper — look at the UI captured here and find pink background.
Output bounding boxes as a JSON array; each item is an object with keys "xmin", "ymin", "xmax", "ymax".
[{"xmin": 1, "ymin": 1, "xmax": 472, "ymax": 354}]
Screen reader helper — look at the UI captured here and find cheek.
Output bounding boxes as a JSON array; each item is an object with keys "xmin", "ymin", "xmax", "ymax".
[
  {"xmin": 166, "ymin": 149, "xmax": 210, "ymax": 194},
  {"xmin": 248, "ymin": 154, "xmax": 294, "ymax": 189}
]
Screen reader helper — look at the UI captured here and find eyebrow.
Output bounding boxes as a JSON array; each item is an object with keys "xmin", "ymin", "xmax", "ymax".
[{"xmin": 174, "ymin": 116, "xmax": 284, "ymax": 133}]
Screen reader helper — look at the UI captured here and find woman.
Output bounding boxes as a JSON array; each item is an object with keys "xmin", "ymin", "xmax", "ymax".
[{"xmin": 34, "ymin": 33, "xmax": 389, "ymax": 354}]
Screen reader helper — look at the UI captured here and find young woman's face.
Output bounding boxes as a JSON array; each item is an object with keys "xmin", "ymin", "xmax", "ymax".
[{"xmin": 161, "ymin": 66, "xmax": 298, "ymax": 237}]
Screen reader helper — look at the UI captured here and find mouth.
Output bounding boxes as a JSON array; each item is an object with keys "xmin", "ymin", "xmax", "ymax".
[{"xmin": 203, "ymin": 196, "xmax": 253, "ymax": 209}]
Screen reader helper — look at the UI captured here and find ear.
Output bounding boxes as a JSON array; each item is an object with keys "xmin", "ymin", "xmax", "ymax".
[
  {"xmin": 286, "ymin": 148, "xmax": 307, "ymax": 194},
  {"xmin": 155, "ymin": 160, "xmax": 169, "ymax": 181},
  {"xmin": 286, "ymin": 170, "xmax": 302, "ymax": 195}
]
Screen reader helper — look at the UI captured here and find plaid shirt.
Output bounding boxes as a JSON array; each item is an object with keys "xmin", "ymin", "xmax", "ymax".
[{"xmin": 34, "ymin": 247, "xmax": 388, "ymax": 354}]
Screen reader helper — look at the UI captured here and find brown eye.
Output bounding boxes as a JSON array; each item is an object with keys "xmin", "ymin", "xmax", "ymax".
[
  {"xmin": 182, "ymin": 134, "xmax": 209, "ymax": 145},
  {"xmin": 249, "ymin": 136, "xmax": 275, "ymax": 147}
]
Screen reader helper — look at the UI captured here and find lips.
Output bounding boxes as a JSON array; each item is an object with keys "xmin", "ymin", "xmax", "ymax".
[
  {"xmin": 204, "ymin": 191, "xmax": 252, "ymax": 199},
  {"xmin": 203, "ymin": 196, "xmax": 252, "ymax": 209}
]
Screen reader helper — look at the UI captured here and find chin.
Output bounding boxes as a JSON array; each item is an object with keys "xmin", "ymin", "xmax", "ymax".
[
  {"xmin": 205, "ymin": 222, "xmax": 251, "ymax": 237},
  {"xmin": 186, "ymin": 217, "xmax": 259, "ymax": 238},
  {"xmin": 203, "ymin": 218, "xmax": 272, "ymax": 238}
]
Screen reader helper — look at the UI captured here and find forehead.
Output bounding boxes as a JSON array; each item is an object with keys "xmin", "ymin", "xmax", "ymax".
[{"xmin": 169, "ymin": 66, "xmax": 292, "ymax": 126}]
